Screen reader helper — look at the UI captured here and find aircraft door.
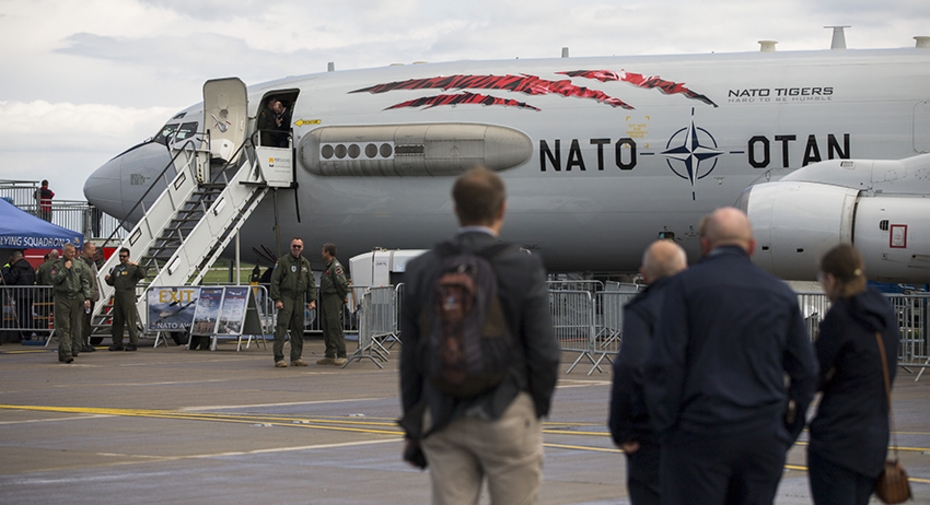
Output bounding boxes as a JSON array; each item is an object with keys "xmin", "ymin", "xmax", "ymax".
[
  {"xmin": 203, "ymin": 77, "xmax": 248, "ymax": 164},
  {"xmin": 915, "ymin": 101, "xmax": 930, "ymax": 153}
]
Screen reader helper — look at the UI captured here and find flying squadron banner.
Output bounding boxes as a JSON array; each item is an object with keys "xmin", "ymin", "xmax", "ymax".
[{"xmin": 146, "ymin": 286, "xmax": 201, "ymax": 331}]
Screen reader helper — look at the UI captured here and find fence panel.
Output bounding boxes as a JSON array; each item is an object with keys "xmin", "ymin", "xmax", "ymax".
[
  {"xmin": 887, "ymin": 294, "xmax": 930, "ymax": 380},
  {"xmin": 796, "ymin": 292, "xmax": 831, "ymax": 339},
  {"xmin": 1, "ymin": 286, "xmax": 55, "ymax": 343},
  {"xmin": 591, "ymin": 291, "xmax": 637, "ymax": 374},
  {"xmin": 549, "ymin": 290, "xmax": 596, "ymax": 374},
  {"xmin": 547, "ymin": 280, "xmax": 604, "ymax": 293}
]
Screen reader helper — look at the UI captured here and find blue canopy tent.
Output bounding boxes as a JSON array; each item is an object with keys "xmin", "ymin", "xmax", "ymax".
[{"xmin": 0, "ymin": 197, "xmax": 83, "ymax": 250}]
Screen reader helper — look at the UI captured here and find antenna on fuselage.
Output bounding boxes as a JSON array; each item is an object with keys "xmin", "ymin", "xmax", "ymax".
[
  {"xmin": 825, "ymin": 26, "xmax": 850, "ymax": 50},
  {"xmin": 327, "ymin": 62, "xmax": 335, "ymax": 72},
  {"xmin": 561, "ymin": 47, "xmax": 569, "ymax": 58}
]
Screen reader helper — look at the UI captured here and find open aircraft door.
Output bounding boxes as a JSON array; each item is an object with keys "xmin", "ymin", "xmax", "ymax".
[{"xmin": 203, "ymin": 78, "xmax": 248, "ymax": 165}]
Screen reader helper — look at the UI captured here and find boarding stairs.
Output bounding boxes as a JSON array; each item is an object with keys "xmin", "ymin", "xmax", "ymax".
[{"xmin": 80, "ymin": 77, "xmax": 292, "ymax": 345}]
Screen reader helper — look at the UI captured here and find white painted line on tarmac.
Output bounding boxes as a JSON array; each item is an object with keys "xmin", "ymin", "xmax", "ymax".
[
  {"xmin": 181, "ymin": 398, "xmax": 382, "ymax": 411},
  {"xmin": 190, "ymin": 436, "xmax": 402, "ymax": 458},
  {"xmin": 0, "ymin": 414, "xmax": 111, "ymax": 425},
  {"xmin": 557, "ymin": 379, "xmax": 611, "ymax": 388}
]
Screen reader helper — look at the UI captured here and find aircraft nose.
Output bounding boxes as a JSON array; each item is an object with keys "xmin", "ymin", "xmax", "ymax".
[
  {"xmin": 84, "ymin": 154, "xmax": 125, "ymax": 218},
  {"xmin": 83, "ymin": 142, "xmax": 173, "ymax": 223}
]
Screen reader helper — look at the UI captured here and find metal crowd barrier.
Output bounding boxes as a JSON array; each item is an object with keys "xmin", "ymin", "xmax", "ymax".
[
  {"xmin": 550, "ymin": 289, "xmax": 638, "ymax": 376},
  {"xmin": 10, "ymin": 279, "xmax": 928, "ymax": 379},
  {"xmin": 548, "ymin": 280, "xmax": 604, "ymax": 292},
  {"xmin": 888, "ymin": 293, "xmax": 930, "ymax": 381},
  {"xmin": 593, "ymin": 291, "xmax": 638, "ymax": 372},
  {"xmin": 346, "ymin": 286, "xmax": 400, "ymax": 368},
  {"xmin": 0, "ymin": 285, "xmax": 55, "ymax": 343},
  {"xmin": 796, "ymin": 292, "xmax": 831, "ymax": 339},
  {"xmin": 549, "ymin": 290, "xmax": 597, "ymax": 374},
  {"xmin": 553, "ymin": 288, "xmax": 930, "ymax": 378}
]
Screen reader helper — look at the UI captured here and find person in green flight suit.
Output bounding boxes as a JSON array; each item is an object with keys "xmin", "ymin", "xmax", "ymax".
[
  {"xmin": 105, "ymin": 248, "xmax": 147, "ymax": 351},
  {"xmin": 270, "ymin": 237, "xmax": 317, "ymax": 367},
  {"xmin": 35, "ymin": 250, "xmax": 59, "ymax": 286},
  {"xmin": 49, "ymin": 244, "xmax": 92, "ymax": 363},
  {"xmin": 317, "ymin": 243, "xmax": 350, "ymax": 366},
  {"xmin": 79, "ymin": 242, "xmax": 100, "ymax": 353}
]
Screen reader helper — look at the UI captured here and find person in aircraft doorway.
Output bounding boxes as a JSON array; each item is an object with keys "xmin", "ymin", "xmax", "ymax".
[{"xmin": 257, "ymin": 96, "xmax": 290, "ymax": 148}]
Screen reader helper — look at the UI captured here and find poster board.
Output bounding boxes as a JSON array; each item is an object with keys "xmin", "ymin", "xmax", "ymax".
[
  {"xmin": 216, "ymin": 286, "xmax": 249, "ymax": 335},
  {"xmin": 191, "ymin": 287, "xmax": 224, "ymax": 336},
  {"xmin": 147, "ymin": 286, "xmax": 201, "ymax": 331}
]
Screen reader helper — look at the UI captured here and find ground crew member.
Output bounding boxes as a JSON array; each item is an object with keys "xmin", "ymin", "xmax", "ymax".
[
  {"xmin": 49, "ymin": 244, "xmax": 92, "ymax": 363},
  {"xmin": 317, "ymin": 243, "xmax": 349, "ymax": 366},
  {"xmin": 270, "ymin": 237, "xmax": 316, "ymax": 367},
  {"xmin": 79, "ymin": 242, "xmax": 100, "ymax": 353},
  {"xmin": 105, "ymin": 248, "xmax": 147, "ymax": 351},
  {"xmin": 36, "ymin": 250, "xmax": 59, "ymax": 286},
  {"xmin": 35, "ymin": 250, "xmax": 59, "ymax": 334}
]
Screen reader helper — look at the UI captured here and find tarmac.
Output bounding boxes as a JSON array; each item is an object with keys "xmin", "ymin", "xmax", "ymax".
[{"xmin": 1, "ymin": 334, "xmax": 928, "ymax": 505}]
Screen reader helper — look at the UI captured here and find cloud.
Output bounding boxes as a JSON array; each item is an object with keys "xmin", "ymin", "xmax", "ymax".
[{"xmin": 0, "ymin": 100, "xmax": 178, "ymax": 200}]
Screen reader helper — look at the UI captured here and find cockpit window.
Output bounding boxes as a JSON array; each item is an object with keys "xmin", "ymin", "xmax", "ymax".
[
  {"xmin": 153, "ymin": 122, "xmax": 200, "ymax": 146},
  {"xmin": 153, "ymin": 123, "xmax": 179, "ymax": 145},
  {"xmin": 174, "ymin": 122, "xmax": 199, "ymax": 142}
]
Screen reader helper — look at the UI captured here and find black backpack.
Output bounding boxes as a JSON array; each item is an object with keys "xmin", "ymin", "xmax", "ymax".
[{"xmin": 424, "ymin": 241, "xmax": 515, "ymax": 398}]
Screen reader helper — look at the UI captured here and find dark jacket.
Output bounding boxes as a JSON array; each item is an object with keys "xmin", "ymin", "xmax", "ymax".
[
  {"xmin": 399, "ymin": 231, "xmax": 560, "ymax": 438},
  {"xmin": 643, "ymin": 246, "xmax": 818, "ymax": 443},
  {"xmin": 608, "ymin": 276, "xmax": 672, "ymax": 446},
  {"xmin": 2, "ymin": 258, "xmax": 36, "ymax": 287},
  {"xmin": 808, "ymin": 285, "xmax": 898, "ymax": 477},
  {"xmin": 256, "ymin": 106, "xmax": 289, "ymax": 147}
]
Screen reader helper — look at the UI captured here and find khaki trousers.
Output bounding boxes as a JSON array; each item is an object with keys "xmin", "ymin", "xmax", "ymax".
[{"xmin": 421, "ymin": 392, "xmax": 543, "ymax": 505}]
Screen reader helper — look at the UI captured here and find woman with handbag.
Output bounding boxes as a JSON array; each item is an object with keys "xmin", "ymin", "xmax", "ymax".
[{"xmin": 807, "ymin": 244, "xmax": 902, "ymax": 505}]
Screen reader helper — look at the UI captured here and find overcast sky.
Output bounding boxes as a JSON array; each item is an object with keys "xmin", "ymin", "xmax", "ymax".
[{"xmin": 1, "ymin": 0, "xmax": 928, "ymax": 200}]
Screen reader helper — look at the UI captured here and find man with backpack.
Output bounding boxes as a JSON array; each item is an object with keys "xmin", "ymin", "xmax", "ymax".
[{"xmin": 399, "ymin": 166, "xmax": 561, "ymax": 504}]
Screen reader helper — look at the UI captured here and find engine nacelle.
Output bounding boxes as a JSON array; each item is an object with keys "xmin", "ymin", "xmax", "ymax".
[{"xmin": 738, "ymin": 181, "xmax": 930, "ymax": 283}]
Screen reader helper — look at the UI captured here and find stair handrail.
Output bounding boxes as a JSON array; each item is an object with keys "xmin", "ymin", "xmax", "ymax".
[{"xmin": 97, "ymin": 136, "xmax": 207, "ymax": 253}]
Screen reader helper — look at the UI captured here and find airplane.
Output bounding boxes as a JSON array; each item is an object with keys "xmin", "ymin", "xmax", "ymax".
[{"xmin": 84, "ymin": 34, "xmax": 930, "ymax": 284}]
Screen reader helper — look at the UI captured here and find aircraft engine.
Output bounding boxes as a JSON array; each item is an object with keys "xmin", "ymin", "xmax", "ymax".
[{"xmin": 738, "ymin": 181, "xmax": 930, "ymax": 282}]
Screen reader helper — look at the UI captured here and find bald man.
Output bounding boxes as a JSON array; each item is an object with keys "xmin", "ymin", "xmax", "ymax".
[
  {"xmin": 609, "ymin": 240, "xmax": 687, "ymax": 505},
  {"xmin": 643, "ymin": 207, "xmax": 817, "ymax": 505}
]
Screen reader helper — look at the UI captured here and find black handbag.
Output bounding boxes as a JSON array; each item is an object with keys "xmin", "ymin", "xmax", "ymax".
[{"xmin": 873, "ymin": 331, "xmax": 912, "ymax": 504}]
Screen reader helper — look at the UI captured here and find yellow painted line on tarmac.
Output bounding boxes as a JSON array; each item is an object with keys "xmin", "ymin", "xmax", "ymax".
[
  {"xmin": 792, "ymin": 440, "xmax": 930, "ymax": 453},
  {"xmin": 0, "ymin": 404, "xmax": 402, "ymax": 436},
  {"xmin": 545, "ymin": 442, "xmax": 622, "ymax": 453}
]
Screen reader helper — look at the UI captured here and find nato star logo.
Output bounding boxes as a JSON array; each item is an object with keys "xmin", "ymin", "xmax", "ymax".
[{"xmin": 662, "ymin": 108, "xmax": 723, "ymax": 200}]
